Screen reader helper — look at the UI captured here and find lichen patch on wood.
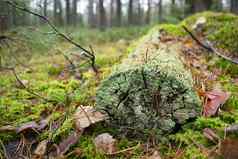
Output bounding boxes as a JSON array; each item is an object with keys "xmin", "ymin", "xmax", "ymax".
[{"xmin": 96, "ymin": 29, "xmax": 201, "ymax": 136}]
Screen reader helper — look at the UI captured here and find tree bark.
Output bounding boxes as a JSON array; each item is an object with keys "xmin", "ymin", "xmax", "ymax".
[
  {"xmin": 54, "ymin": 0, "xmax": 63, "ymax": 25},
  {"xmin": 43, "ymin": 0, "xmax": 48, "ymax": 17},
  {"xmin": 116, "ymin": 0, "xmax": 122, "ymax": 26},
  {"xmin": 65, "ymin": 0, "xmax": 71, "ymax": 25},
  {"xmin": 231, "ymin": 0, "xmax": 238, "ymax": 14},
  {"xmin": 158, "ymin": 0, "xmax": 163, "ymax": 22},
  {"xmin": 72, "ymin": 0, "xmax": 78, "ymax": 26},
  {"xmin": 98, "ymin": 0, "xmax": 107, "ymax": 31},
  {"xmin": 88, "ymin": 0, "xmax": 95, "ymax": 28},
  {"xmin": 128, "ymin": 0, "xmax": 133, "ymax": 25},
  {"xmin": 96, "ymin": 29, "xmax": 201, "ymax": 136},
  {"xmin": 110, "ymin": 0, "xmax": 114, "ymax": 27},
  {"xmin": 146, "ymin": 0, "xmax": 151, "ymax": 24}
]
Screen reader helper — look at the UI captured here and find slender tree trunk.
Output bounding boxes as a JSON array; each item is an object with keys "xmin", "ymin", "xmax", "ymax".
[
  {"xmin": 72, "ymin": 0, "xmax": 78, "ymax": 26},
  {"xmin": 116, "ymin": 0, "xmax": 122, "ymax": 26},
  {"xmin": 88, "ymin": 0, "xmax": 95, "ymax": 27},
  {"xmin": 110, "ymin": 0, "xmax": 114, "ymax": 27},
  {"xmin": 54, "ymin": 0, "xmax": 63, "ymax": 25},
  {"xmin": 99, "ymin": 0, "xmax": 106, "ymax": 31},
  {"xmin": 65, "ymin": 0, "xmax": 71, "ymax": 25},
  {"xmin": 158, "ymin": 0, "xmax": 163, "ymax": 23},
  {"xmin": 128, "ymin": 0, "xmax": 133, "ymax": 25},
  {"xmin": 231, "ymin": 0, "xmax": 238, "ymax": 14},
  {"xmin": 146, "ymin": 0, "xmax": 151, "ymax": 24},
  {"xmin": 43, "ymin": 0, "xmax": 48, "ymax": 17}
]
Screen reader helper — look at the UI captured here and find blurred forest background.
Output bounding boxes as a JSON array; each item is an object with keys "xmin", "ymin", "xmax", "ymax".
[{"xmin": 0, "ymin": 0, "xmax": 237, "ymax": 32}]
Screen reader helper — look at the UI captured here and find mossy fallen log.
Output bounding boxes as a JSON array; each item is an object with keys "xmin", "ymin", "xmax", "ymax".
[{"xmin": 96, "ymin": 29, "xmax": 201, "ymax": 135}]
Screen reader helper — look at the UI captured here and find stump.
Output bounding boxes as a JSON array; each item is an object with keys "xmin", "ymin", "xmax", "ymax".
[{"xmin": 96, "ymin": 29, "xmax": 201, "ymax": 135}]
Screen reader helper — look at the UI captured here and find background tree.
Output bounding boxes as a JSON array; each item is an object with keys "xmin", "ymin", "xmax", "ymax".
[
  {"xmin": 116, "ymin": 0, "xmax": 122, "ymax": 26},
  {"xmin": 231, "ymin": 0, "xmax": 238, "ymax": 14},
  {"xmin": 98, "ymin": 0, "xmax": 107, "ymax": 30}
]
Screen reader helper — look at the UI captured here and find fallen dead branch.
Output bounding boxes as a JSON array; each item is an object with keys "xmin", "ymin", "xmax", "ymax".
[
  {"xmin": 4, "ymin": 0, "xmax": 98, "ymax": 74},
  {"xmin": 182, "ymin": 25, "xmax": 238, "ymax": 65}
]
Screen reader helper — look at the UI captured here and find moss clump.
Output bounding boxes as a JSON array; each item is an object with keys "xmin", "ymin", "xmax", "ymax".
[
  {"xmin": 181, "ymin": 11, "xmax": 238, "ymax": 55},
  {"xmin": 158, "ymin": 24, "xmax": 186, "ymax": 37}
]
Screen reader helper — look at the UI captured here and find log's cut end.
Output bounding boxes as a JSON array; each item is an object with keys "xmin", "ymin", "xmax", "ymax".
[{"xmin": 96, "ymin": 32, "xmax": 201, "ymax": 135}]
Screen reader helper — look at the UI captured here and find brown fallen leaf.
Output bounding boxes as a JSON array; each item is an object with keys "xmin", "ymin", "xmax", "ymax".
[
  {"xmin": 203, "ymin": 128, "xmax": 220, "ymax": 144},
  {"xmin": 94, "ymin": 133, "xmax": 117, "ymax": 154},
  {"xmin": 147, "ymin": 151, "xmax": 162, "ymax": 159},
  {"xmin": 57, "ymin": 131, "xmax": 81, "ymax": 155},
  {"xmin": 220, "ymin": 138, "xmax": 238, "ymax": 159},
  {"xmin": 202, "ymin": 90, "xmax": 230, "ymax": 117},
  {"xmin": 16, "ymin": 121, "xmax": 39, "ymax": 133},
  {"xmin": 74, "ymin": 106, "xmax": 107, "ymax": 130},
  {"xmin": 33, "ymin": 140, "xmax": 48, "ymax": 157}
]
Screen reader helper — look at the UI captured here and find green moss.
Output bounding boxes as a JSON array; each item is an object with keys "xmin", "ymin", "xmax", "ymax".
[
  {"xmin": 47, "ymin": 88, "xmax": 66, "ymax": 103},
  {"xmin": 216, "ymin": 59, "xmax": 238, "ymax": 76},
  {"xmin": 47, "ymin": 64, "xmax": 64, "ymax": 76},
  {"xmin": 181, "ymin": 11, "xmax": 238, "ymax": 55},
  {"xmin": 158, "ymin": 24, "xmax": 186, "ymax": 36}
]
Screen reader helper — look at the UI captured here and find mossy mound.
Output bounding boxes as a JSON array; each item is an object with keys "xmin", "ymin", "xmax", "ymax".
[
  {"xmin": 96, "ymin": 28, "xmax": 201, "ymax": 137},
  {"xmin": 182, "ymin": 11, "xmax": 238, "ymax": 55},
  {"xmin": 159, "ymin": 12, "xmax": 238, "ymax": 56}
]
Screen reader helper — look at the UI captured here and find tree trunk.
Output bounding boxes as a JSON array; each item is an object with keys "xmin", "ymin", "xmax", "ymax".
[
  {"xmin": 110, "ymin": 0, "xmax": 114, "ymax": 27},
  {"xmin": 116, "ymin": 0, "xmax": 122, "ymax": 26},
  {"xmin": 65, "ymin": 0, "xmax": 71, "ymax": 25},
  {"xmin": 54, "ymin": 0, "xmax": 63, "ymax": 25},
  {"xmin": 43, "ymin": 0, "xmax": 48, "ymax": 17},
  {"xmin": 99, "ymin": 0, "xmax": 106, "ymax": 31},
  {"xmin": 158, "ymin": 0, "xmax": 163, "ymax": 22},
  {"xmin": 88, "ymin": 0, "xmax": 95, "ymax": 28},
  {"xmin": 231, "ymin": 0, "xmax": 238, "ymax": 14},
  {"xmin": 96, "ymin": 29, "xmax": 201, "ymax": 136},
  {"xmin": 72, "ymin": 0, "xmax": 78, "ymax": 26},
  {"xmin": 146, "ymin": 0, "xmax": 151, "ymax": 24},
  {"xmin": 128, "ymin": 0, "xmax": 133, "ymax": 25}
]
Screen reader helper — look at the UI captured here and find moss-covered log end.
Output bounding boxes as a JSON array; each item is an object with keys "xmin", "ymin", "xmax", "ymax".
[{"xmin": 96, "ymin": 30, "xmax": 201, "ymax": 136}]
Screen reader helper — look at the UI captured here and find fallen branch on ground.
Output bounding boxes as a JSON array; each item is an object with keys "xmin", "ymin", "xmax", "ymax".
[
  {"xmin": 182, "ymin": 25, "xmax": 238, "ymax": 65},
  {"xmin": 4, "ymin": 0, "xmax": 98, "ymax": 74}
]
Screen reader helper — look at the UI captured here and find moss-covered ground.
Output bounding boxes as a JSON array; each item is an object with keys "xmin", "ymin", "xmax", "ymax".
[{"xmin": 1, "ymin": 12, "xmax": 238, "ymax": 158}]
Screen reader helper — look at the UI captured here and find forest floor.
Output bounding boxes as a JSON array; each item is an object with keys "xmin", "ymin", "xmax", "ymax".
[{"xmin": 1, "ymin": 12, "xmax": 238, "ymax": 159}]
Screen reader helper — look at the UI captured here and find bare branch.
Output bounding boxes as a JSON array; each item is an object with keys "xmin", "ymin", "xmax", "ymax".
[{"xmin": 4, "ymin": 0, "xmax": 98, "ymax": 73}]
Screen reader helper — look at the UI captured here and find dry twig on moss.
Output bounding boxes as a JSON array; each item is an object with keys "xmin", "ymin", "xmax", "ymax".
[{"xmin": 182, "ymin": 25, "xmax": 238, "ymax": 65}]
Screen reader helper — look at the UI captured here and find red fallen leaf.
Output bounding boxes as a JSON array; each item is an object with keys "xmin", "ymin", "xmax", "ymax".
[
  {"xmin": 220, "ymin": 138, "xmax": 238, "ymax": 159},
  {"xmin": 203, "ymin": 90, "xmax": 230, "ymax": 117},
  {"xmin": 203, "ymin": 128, "xmax": 220, "ymax": 143}
]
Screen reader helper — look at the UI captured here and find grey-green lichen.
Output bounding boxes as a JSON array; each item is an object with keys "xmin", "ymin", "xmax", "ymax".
[{"xmin": 96, "ymin": 28, "xmax": 201, "ymax": 137}]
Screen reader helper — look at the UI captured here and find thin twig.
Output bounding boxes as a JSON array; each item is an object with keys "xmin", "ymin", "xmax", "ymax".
[
  {"xmin": 78, "ymin": 105, "xmax": 92, "ymax": 125},
  {"xmin": 0, "ymin": 139, "xmax": 9, "ymax": 159},
  {"xmin": 106, "ymin": 143, "xmax": 141, "ymax": 155},
  {"xmin": 4, "ymin": 0, "xmax": 98, "ymax": 73},
  {"xmin": 182, "ymin": 25, "xmax": 238, "ymax": 65},
  {"xmin": 0, "ymin": 66, "xmax": 51, "ymax": 102}
]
